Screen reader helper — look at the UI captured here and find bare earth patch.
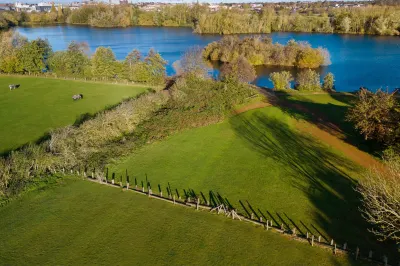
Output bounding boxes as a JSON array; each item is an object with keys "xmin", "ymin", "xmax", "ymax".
[
  {"xmin": 252, "ymin": 89, "xmax": 382, "ymax": 169},
  {"xmin": 234, "ymin": 101, "xmax": 271, "ymax": 114},
  {"xmin": 295, "ymin": 119, "xmax": 382, "ymax": 169}
]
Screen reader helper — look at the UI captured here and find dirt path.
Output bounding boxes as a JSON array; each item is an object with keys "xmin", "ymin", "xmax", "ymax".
[
  {"xmin": 295, "ymin": 119, "xmax": 382, "ymax": 169},
  {"xmin": 234, "ymin": 101, "xmax": 271, "ymax": 114}
]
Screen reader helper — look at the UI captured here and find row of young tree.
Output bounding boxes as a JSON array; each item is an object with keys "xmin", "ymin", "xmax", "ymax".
[
  {"xmin": 0, "ymin": 31, "xmax": 167, "ymax": 84},
  {"xmin": 203, "ymin": 36, "xmax": 330, "ymax": 69},
  {"xmin": 270, "ymin": 70, "xmax": 335, "ymax": 92},
  {"xmin": 6, "ymin": 3, "xmax": 399, "ymax": 36}
]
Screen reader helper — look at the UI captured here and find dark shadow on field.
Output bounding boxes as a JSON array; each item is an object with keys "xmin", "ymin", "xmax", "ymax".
[
  {"xmin": 229, "ymin": 110, "xmax": 398, "ymax": 261},
  {"xmin": 271, "ymin": 90, "xmax": 382, "ymax": 155}
]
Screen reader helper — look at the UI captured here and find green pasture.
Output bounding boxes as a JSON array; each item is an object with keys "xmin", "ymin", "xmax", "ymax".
[
  {"xmin": 110, "ymin": 106, "xmax": 396, "ymax": 258},
  {"xmin": 0, "ymin": 76, "xmax": 148, "ymax": 153},
  {"xmin": 0, "ymin": 177, "xmax": 357, "ymax": 265}
]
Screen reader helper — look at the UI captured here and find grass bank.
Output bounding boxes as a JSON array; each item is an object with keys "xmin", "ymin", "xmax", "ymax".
[
  {"xmin": 0, "ymin": 76, "xmax": 149, "ymax": 153},
  {"xmin": 0, "ymin": 177, "xmax": 357, "ymax": 265}
]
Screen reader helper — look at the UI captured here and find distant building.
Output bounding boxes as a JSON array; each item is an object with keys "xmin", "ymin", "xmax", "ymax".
[
  {"xmin": 14, "ymin": 2, "xmax": 33, "ymax": 12},
  {"xmin": 36, "ymin": 2, "xmax": 53, "ymax": 12},
  {"xmin": 0, "ymin": 3, "xmax": 14, "ymax": 11},
  {"xmin": 119, "ymin": 0, "xmax": 128, "ymax": 5}
]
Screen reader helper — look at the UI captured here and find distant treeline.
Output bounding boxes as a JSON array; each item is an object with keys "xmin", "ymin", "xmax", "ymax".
[
  {"xmin": 203, "ymin": 36, "xmax": 329, "ymax": 69},
  {"xmin": 0, "ymin": 31, "xmax": 166, "ymax": 84},
  {"xmin": 1, "ymin": 3, "xmax": 398, "ymax": 36}
]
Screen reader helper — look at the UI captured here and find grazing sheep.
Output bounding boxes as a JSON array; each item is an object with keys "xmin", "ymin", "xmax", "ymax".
[
  {"xmin": 72, "ymin": 94, "xmax": 83, "ymax": 100},
  {"xmin": 9, "ymin": 84, "xmax": 20, "ymax": 90}
]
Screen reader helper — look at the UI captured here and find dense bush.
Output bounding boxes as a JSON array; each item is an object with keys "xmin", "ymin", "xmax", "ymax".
[
  {"xmin": 203, "ymin": 36, "xmax": 329, "ymax": 69},
  {"xmin": 347, "ymin": 88, "xmax": 400, "ymax": 145}
]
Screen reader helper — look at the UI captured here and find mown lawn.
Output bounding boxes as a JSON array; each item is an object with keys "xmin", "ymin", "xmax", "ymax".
[
  {"xmin": 0, "ymin": 76, "xmax": 148, "ymax": 153},
  {"xmin": 0, "ymin": 177, "xmax": 357, "ymax": 265},
  {"xmin": 110, "ymin": 106, "xmax": 396, "ymax": 259}
]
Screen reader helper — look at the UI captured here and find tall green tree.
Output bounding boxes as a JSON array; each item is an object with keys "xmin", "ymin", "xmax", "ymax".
[
  {"xmin": 18, "ymin": 39, "xmax": 51, "ymax": 74},
  {"xmin": 144, "ymin": 49, "xmax": 167, "ymax": 84},
  {"xmin": 91, "ymin": 47, "xmax": 117, "ymax": 79}
]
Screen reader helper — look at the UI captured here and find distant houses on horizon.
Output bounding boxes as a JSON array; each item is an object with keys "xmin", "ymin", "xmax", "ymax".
[{"xmin": 0, "ymin": 0, "xmax": 369, "ymax": 13}]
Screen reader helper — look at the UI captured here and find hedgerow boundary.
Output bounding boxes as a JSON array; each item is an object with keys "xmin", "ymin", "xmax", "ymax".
[{"xmin": 58, "ymin": 167, "xmax": 395, "ymax": 266}]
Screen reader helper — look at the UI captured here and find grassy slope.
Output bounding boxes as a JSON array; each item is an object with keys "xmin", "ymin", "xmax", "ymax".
[
  {"xmin": 274, "ymin": 92, "xmax": 379, "ymax": 154},
  {"xmin": 110, "ymin": 106, "xmax": 393, "ymax": 256},
  {"xmin": 0, "ymin": 76, "xmax": 148, "ymax": 153},
  {"xmin": 0, "ymin": 178, "xmax": 356, "ymax": 266}
]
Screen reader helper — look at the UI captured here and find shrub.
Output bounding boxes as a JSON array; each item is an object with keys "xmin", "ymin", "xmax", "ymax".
[{"xmin": 269, "ymin": 71, "xmax": 293, "ymax": 90}]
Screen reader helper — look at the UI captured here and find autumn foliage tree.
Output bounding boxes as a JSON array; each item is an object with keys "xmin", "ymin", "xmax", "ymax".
[
  {"xmin": 347, "ymin": 88, "xmax": 400, "ymax": 145},
  {"xmin": 220, "ymin": 56, "xmax": 256, "ymax": 83}
]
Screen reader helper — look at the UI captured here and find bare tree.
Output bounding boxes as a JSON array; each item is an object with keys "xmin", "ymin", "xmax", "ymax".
[
  {"xmin": 220, "ymin": 56, "xmax": 256, "ymax": 83},
  {"xmin": 173, "ymin": 46, "xmax": 209, "ymax": 78},
  {"xmin": 356, "ymin": 151, "xmax": 400, "ymax": 242}
]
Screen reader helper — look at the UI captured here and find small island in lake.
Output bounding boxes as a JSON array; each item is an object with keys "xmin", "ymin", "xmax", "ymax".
[{"xmin": 203, "ymin": 36, "xmax": 330, "ymax": 69}]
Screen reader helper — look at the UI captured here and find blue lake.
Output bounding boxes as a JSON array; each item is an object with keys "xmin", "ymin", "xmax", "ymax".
[{"xmin": 16, "ymin": 25, "xmax": 400, "ymax": 92}]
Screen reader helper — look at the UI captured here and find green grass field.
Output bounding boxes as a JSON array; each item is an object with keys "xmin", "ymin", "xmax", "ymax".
[
  {"xmin": 0, "ymin": 76, "xmax": 148, "ymax": 153},
  {"xmin": 109, "ymin": 106, "xmax": 395, "ymax": 257},
  {"xmin": 0, "ymin": 177, "xmax": 357, "ymax": 265}
]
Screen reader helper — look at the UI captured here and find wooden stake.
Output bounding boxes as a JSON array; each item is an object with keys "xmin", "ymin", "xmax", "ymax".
[
  {"xmin": 368, "ymin": 250, "xmax": 372, "ymax": 259},
  {"xmin": 334, "ymin": 244, "xmax": 337, "ymax": 254},
  {"xmin": 311, "ymin": 235, "xmax": 314, "ymax": 246},
  {"xmin": 356, "ymin": 247, "xmax": 359, "ymax": 260},
  {"xmin": 196, "ymin": 198, "xmax": 199, "ymax": 210},
  {"xmin": 343, "ymin": 242, "xmax": 347, "ymax": 250},
  {"xmin": 318, "ymin": 235, "xmax": 321, "ymax": 243},
  {"xmin": 173, "ymin": 195, "xmax": 176, "ymax": 204}
]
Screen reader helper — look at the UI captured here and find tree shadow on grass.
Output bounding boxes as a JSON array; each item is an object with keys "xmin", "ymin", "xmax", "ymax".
[
  {"xmin": 272, "ymin": 91, "xmax": 382, "ymax": 155},
  {"xmin": 229, "ymin": 110, "xmax": 398, "ymax": 261}
]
